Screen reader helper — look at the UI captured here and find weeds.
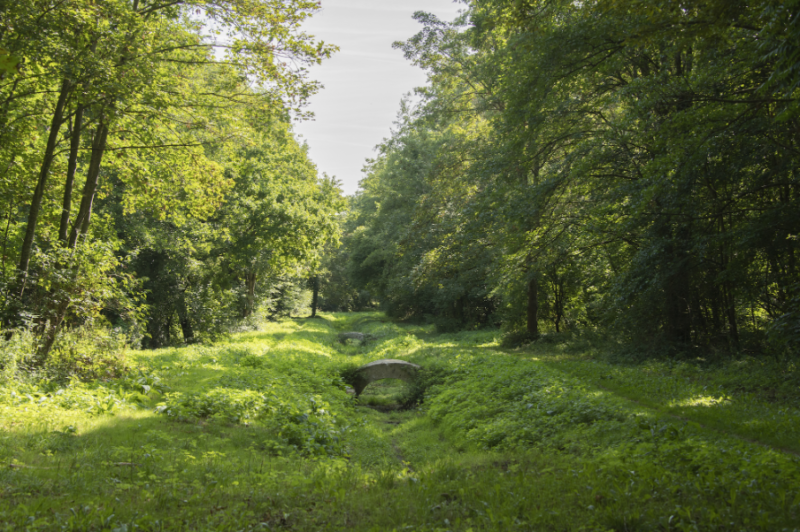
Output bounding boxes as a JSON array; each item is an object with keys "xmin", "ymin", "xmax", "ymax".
[{"xmin": 1, "ymin": 312, "xmax": 799, "ymax": 530}]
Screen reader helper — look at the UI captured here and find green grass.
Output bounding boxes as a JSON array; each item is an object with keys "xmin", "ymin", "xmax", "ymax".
[
  {"xmin": 1, "ymin": 312, "xmax": 799, "ymax": 531},
  {"xmin": 512, "ymin": 334, "xmax": 800, "ymax": 455}
]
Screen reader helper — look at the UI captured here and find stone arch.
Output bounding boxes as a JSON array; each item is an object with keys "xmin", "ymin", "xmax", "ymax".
[{"xmin": 351, "ymin": 359, "xmax": 421, "ymax": 396}]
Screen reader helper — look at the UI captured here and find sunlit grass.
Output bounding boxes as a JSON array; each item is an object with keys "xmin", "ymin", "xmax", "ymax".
[
  {"xmin": 670, "ymin": 394, "xmax": 731, "ymax": 408},
  {"xmin": 2, "ymin": 314, "xmax": 800, "ymax": 530}
]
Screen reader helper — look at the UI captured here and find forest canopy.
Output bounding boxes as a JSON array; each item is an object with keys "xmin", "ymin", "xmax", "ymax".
[
  {"xmin": 0, "ymin": 0, "xmax": 344, "ymax": 363},
  {"xmin": 2, "ymin": 0, "xmax": 799, "ymax": 368},
  {"xmin": 327, "ymin": 0, "xmax": 800, "ymax": 358}
]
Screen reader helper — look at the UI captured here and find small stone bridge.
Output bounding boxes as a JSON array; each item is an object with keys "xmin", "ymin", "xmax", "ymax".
[{"xmin": 351, "ymin": 359, "xmax": 421, "ymax": 396}]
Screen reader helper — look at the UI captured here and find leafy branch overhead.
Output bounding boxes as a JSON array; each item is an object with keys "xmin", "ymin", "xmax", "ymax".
[
  {"xmin": 0, "ymin": 0, "xmax": 342, "ymax": 352},
  {"xmin": 340, "ymin": 0, "xmax": 800, "ymax": 352}
]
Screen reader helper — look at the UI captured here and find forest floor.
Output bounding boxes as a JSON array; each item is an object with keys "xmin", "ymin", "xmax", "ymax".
[{"xmin": 1, "ymin": 312, "xmax": 800, "ymax": 531}]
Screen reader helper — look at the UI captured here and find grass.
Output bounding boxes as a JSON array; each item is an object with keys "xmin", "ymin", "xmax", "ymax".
[
  {"xmin": 512, "ymin": 333, "xmax": 800, "ymax": 455},
  {"xmin": 0, "ymin": 312, "xmax": 799, "ymax": 531}
]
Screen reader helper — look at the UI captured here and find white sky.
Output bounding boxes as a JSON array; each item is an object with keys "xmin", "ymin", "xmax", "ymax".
[{"xmin": 294, "ymin": 0, "xmax": 463, "ymax": 195}]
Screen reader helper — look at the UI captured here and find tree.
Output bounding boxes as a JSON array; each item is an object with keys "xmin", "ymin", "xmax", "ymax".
[
  {"xmin": 1, "ymin": 0, "xmax": 338, "ymax": 357},
  {"xmin": 337, "ymin": 0, "xmax": 800, "ymax": 354}
]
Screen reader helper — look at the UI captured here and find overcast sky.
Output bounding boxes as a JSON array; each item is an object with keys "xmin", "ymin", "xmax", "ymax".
[{"xmin": 293, "ymin": 0, "xmax": 463, "ymax": 195}]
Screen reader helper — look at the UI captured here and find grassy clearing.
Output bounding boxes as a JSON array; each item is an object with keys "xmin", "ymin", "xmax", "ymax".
[{"xmin": 1, "ymin": 313, "xmax": 799, "ymax": 531}]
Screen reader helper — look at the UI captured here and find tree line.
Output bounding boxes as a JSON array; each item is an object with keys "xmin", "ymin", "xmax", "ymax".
[
  {"xmin": 325, "ymin": 0, "xmax": 800, "ymax": 357},
  {"xmin": 0, "ymin": 0, "xmax": 344, "ymax": 361}
]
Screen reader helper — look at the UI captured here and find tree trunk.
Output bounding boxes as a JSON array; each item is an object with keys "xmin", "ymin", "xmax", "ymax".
[
  {"xmin": 658, "ymin": 218, "xmax": 692, "ymax": 344},
  {"xmin": 147, "ymin": 312, "xmax": 172, "ymax": 348},
  {"xmin": 68, "ymin": 121, "xmax": 109, "ymax": 248},
  {"xmin": 34, "ymin": 300, "xmax": 70, "ymax": 367},
  {"xmin": 310, "ymin": 275, "xmax": 319, "ymax": 317},
  {"xmin": 59, "ymin": 105, "xmax": 85, "ymax": 242},
  {"xmin": 555, "ymin": 285, "xmax": 562, "ymax": 333},
  {"xmin": 527, "ymin": 276, "xmax": 539, "ymax": 337},
  {"xmin": 177, "ymin": 296, "xmax": 194, "ymax": 343},
  {"xmin": 453, "ymin": 295, "xmax": 465, "ymax": 325},
  {"xmin": 243, "ymin": 271, "xmax": 256, "ymax": 317},
  {"xmin": 34, "ymin": 107, "xmax": 91, "ymax": 364},
  {"xmin": 724, "ymin": 282, "xmax": 740, "ymax": 350},
  {"xmin": 17, "ymin": 79, "xmax": 71, "ymax": 282},
  {"xmin": 664, "ymin": 259, "xmax": 692, "ymax": 344}
]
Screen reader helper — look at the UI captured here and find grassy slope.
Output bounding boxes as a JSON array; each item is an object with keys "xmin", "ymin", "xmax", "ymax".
[
  {"xmin": 521, "ymin": 343, "xmax": 800, "ymax": 455},
  {"xmin": 0, "ymin": 313, "xmax": 798, "ymax": 531}
]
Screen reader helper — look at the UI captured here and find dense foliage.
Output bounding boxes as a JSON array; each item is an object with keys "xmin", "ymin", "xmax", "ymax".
[
  {"xmin": 0, "ymin": 0, "xmax": 344, "ymax": 364},
  {"xmin": 338, "ymin": 0, "xmax": 800, "ymax": 356}
]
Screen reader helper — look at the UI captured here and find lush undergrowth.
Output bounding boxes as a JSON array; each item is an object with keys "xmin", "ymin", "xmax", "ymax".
[{"xmin": 1, "ymin": 313, "xmax": 799, "ymax": 531}]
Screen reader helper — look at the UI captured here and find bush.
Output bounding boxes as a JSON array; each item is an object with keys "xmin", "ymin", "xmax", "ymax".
[
  {"xmin": 500, "ymin": 329, "xmax": 539, "ymax": 348},
  {"xmin": 0, "ymin": 328, "xmax": 35, "ymax": 383},
  {"xmin": 46, "ymin": 324, "xmax": 130, "ymax": 381},
  {"xmin": 398, "ymin": 363, "xmax": 454, "ymax": 409},
  {"xmin": 158, "ymin": 388, "xmax": 350, "ymax": 456},
  {"xmin": 338, "ymin": 363, "xmax": 361, "ymax": 390}
]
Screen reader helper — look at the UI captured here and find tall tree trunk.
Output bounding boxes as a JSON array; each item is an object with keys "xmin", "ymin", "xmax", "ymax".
[
  {"xmin": 37, "ymin": 101, "xmax": 83, "ymax": 358},
  {"xmin": 177, "ymin": 295, "xmax": 194, "ymax": 343},
  {"xmin": 710, "ymin": 282, "xmax": 723, "ymax": 334},
  {"xmin": 68, "ymin": 121, "xmax": 108, "ymax": 248},
  {"xmin": 243, "ymin": 271, "xmax": 256, "ymax": 317},
  {"xmin": 554, "ymin": 277, "xmax": 564, "ymax": 333},
  {"xmin": 723, "ymin": 282, "xmax": 740, "ymax": 350},
  {"xmin": 527, "ymin": 275, "xmax": 539, "ymax": 337},
  {"xmin": 36, "ymin": 119, "xmax": 107, "ymax": 364},
  {"xmin": 658, "ymin": 218, "xmax": 692, "ymax": 344},
  {"xmin": 59, "ymin": 105, "xmax": 85, "ymax": 242},
  {"xmin": 310, "ymin": 275, "xmax": 319, "ymax": 317},
  {"xmin": 664, "ymin": 257, "xmax": 692, "ymax": 344},
  {"xmin": 453, "ymin": 295, "xmax": 465, "ymax": 325},
  {"xmin": 34, "ymin": 299, "xmax": 69, "ymax": 367},
  {"xmin": 17, "ymin": 79, "xmax": 71, "ymax": 283}
]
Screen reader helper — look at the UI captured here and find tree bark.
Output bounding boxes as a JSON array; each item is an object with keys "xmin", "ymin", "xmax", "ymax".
[
  {"xmin": 177, "ymin": 295, "xmax": 194, "ymax": 343},
  {"xmin": 59, "ymin": 105, "xmax": 85, "ymax": 242},
  {"xmin": 724, "ymin": 282, "xmax": 740, "ymax": 350},
  {"xmin": 554, "ymin": 276, "xmax": 564, "ymax": 333},
  {"xmin": 657, "ymin": 217, "xmax": 692, "ymax": 344},
  {"xmin": 33, "ymin": 106, "xmax": 90, "ymax": 362},
  {"xmin": 310, "ymin": 275, "xmax": 319, "ymax": 317},
  {"xmin": 527, "ymin": 276, "xmax": 539, "ymax": 337},
  {"xmin": 664, "ymin": 248, "xmax": 692, "ymax": 344},
  {"xmin": 243, "ymin": 271, "xmax": 256, "ymax": 317},
  {"xmin": 34, "ymin": 300, "xmax": 69, "ymax": 367},
  {"xmin": 17, "ymin": 79, "xmax": 71, "ymax": 282},
  {"xmin": 68, "ymin": 121, "xmax": 109, "ymax": 248}
]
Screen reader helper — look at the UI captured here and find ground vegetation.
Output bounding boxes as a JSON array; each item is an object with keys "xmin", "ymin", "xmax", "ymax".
[{"xmin": 2, "ymin": 312, "xmax": 799, "ymax": 530}]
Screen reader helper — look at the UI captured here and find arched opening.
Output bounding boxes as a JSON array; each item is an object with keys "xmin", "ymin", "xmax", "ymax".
[
  {"xmin": 349, "ymin": 359, "xmax": 421, "ymax": 410},
  {"xmin": 357, "ymin": 378, "xmax": 411, "ymax": 410}
]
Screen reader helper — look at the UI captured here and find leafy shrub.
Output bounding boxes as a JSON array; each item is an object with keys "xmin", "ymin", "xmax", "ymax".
[
  {"xmin": 398, "ymin": 363, "xmax": 455, "ymax": 409},
  {"xmin": 159, "ymin": 388, "xmax": 266, "ymax": 423},
  {"xmin": 46, "ymin": 324, "xmax": 131, "ymax": 381},
  {"xmin": 158, "ymin": 388, "xmax": 350, "ymax": 456},
  {"xmin": 239, "ymin": 353, "xmax": 266, "ymax": 368},
  {"xmin": 272, "ymin": 395, "xmax": 352, "ymax": 457},
  {"xmin": 500, "ymin": 330, "xmax": 538, "ymax": 348},
  {"xmin": 338, "ymin": 363, "xmax": 361, "ymax": 389},
  {"xmin": 115, "ymin": 370, "xmax": 169, "ymax": 400},
  {"xmin": 0, "ymin": 328, "xmax": 35, "ymax": 382},
  {"xmin": 0, "ymin": 379, "xmax": 138, "ymax": 415}
]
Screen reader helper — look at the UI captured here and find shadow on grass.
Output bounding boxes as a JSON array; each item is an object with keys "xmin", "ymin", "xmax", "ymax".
[
  {"xmin": 4, "ymin": 313, "xmax": 800, "ymax": 531},
  {"xmin": 0, "ymin": 402, "xmax": 596, "ymax": 531}
]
